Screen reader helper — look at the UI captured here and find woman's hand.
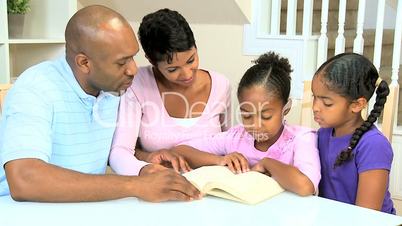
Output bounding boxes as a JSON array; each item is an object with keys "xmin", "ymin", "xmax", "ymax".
[
  {"xmin": 146, "ymin": 149, "xmax": 192, "ymax": 173},
  {"xmin": 219, "ymin": 152, "xmax": 249, "ymax": 174},
  {"xmin": 139, "ymin": 164, "xmax": 168, "ymax": 176}
]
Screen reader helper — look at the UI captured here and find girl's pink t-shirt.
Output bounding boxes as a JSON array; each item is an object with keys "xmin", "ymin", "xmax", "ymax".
[{"xmin": 181, "ymin": 124, "xmax": 321, "ymax": 191}]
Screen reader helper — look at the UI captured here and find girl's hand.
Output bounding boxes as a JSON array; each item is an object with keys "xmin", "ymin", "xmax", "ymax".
[
  {"xmin": 219, "ymin": 152, "xmax": 249, "ymax": 174},
  {"xmin": 146, "ymin": 149, "xmax": 192, "ymax": 173},
  {"xmin": 251, "ymin": 159, "xmax": 272, "ymax": 177}
]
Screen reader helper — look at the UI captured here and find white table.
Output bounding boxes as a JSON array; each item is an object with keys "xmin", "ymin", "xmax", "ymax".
[{"xmin": 1, "ymin": 192, "xmax": 401, "ymax": 226}]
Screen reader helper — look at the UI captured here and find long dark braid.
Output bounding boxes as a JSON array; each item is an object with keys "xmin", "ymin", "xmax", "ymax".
[
  {"xmin": 334, "ymin": 80, "xmax": 389, "ymax": 167},
  {"xmin": 314, "ymin": 53, "xmax": 390, "ymax": 167}
]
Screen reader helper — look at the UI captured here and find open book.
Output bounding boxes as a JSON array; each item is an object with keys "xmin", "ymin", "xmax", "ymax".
[{"xmin": 183, "ymin": 165, "xmax": 284, "ymax": 204}]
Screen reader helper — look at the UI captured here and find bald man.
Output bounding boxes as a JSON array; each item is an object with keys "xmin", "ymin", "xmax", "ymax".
[{"xmin": 0, "ymin": 5, "xmax": 200, "ymax": 202}]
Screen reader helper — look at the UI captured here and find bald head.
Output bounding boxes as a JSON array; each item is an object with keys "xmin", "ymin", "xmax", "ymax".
[{"xmin": 65, "ymin": 5, "xmax": 131, "ymax": 59}]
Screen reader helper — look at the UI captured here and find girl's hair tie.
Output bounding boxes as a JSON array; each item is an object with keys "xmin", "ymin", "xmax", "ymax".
[{"xmin": 375, "ymin": 78, "xmax": 383, "ymax": 87}]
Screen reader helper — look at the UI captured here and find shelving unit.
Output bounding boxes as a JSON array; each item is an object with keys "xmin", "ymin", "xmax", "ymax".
[{"xmin": 0, "ymin": 0, "xmax": 77, "ymax": 83}]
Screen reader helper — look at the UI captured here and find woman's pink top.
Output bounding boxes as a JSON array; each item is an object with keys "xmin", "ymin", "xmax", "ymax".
[{"xmin": 109, "ymin": 66, "xmax": 231, "ymax": 175}]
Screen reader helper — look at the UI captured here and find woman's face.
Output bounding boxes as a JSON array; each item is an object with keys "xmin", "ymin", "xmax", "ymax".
[
  {"xmin": 238, "ymin": 85, "xmax": 286, "ymax": 143},
  {"xmin": 155, "ymin": 47, "xmax": 199, "ymax": 87}
]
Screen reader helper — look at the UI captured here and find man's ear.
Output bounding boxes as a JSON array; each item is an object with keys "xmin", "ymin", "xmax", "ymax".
[
  {"xmin": 75, "ymin": 53, "xmax": 90, "ymax": 74},
  {"xmin": 351, "ymin": 97, "xmax": 367, "ymax": 113}
]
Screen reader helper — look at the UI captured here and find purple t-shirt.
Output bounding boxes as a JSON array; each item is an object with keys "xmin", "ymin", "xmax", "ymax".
[{"xmin": 317, "ymin": 126, "xmax": 395, "ymax": 214}]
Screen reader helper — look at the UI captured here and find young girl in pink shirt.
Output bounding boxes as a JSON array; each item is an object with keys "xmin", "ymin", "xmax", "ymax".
[{"xmin": 171, "ymin": 52, "xmax": 321, "ymax": 196}]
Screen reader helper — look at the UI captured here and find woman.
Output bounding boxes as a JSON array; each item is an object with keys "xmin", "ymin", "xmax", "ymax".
[{"xmin": 109, "ymin": 8, "xmax": 231, "ymax": 175}]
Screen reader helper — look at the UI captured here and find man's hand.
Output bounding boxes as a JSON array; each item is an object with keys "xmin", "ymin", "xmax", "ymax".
[
  {"xmin": 5, "ymin": 158, "xmax": 200, "ymax": 203},
  {"xmin": 136, "ymin": 169, "xmax": 201, "ymax": 202},
  {"xmin": 219, "ymin": 152, "xmax": 249, "ymax": 174},
  {"xmin": 146, "ymin": 149, "xmax": 192, "ymax": 173}
]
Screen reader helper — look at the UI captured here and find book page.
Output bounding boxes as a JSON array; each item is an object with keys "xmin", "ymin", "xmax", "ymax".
[
  {"xmin": 183, "ymin": 166, "xmax": 234, "ymax": 192},
  {"xmin": 183, "ymin": 166, "xmax": 284, "ymax": 204},
  {"xmin": 206, "ymin": 171, "xmax": 284, "ymax": 204}
]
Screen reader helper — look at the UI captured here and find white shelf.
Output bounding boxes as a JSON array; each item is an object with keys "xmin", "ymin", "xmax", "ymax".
[
  {"xmin": 8, "ymin": 39, "xmax": 65, "ymax": 44},
  {"xmin": 0, "ymin": 0, "xmax": 76, "ymax": 83},
  {"xmin": 0, "ymin": 1, "xmax": 7, "ymax": 42},
  {"xmin": 0, "ymin": 44, "xmax": 10, "ymax": 84}
]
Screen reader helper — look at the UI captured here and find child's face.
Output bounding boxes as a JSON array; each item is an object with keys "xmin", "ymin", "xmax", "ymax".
[
  {"xmin": 238, "ymin": 86, "xmax": 285, "ymax": 143},
  {"xmin": 311, "ymin": 75, "xmax": 355, "ymax": 128}
]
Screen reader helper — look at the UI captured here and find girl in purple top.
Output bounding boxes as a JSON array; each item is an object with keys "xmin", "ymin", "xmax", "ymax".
[
  {"xmin": 171, "ymin": 52, "xmax": 321, "ymax": 196},
  {"xmin": 312, "ymin": 53, "xmax": 395, "ymax": 214}
]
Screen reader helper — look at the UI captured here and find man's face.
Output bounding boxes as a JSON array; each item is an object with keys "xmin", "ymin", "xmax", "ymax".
[{"xmin": 87, "ymin": 24, "xmax": 139, "ymax": 94}]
